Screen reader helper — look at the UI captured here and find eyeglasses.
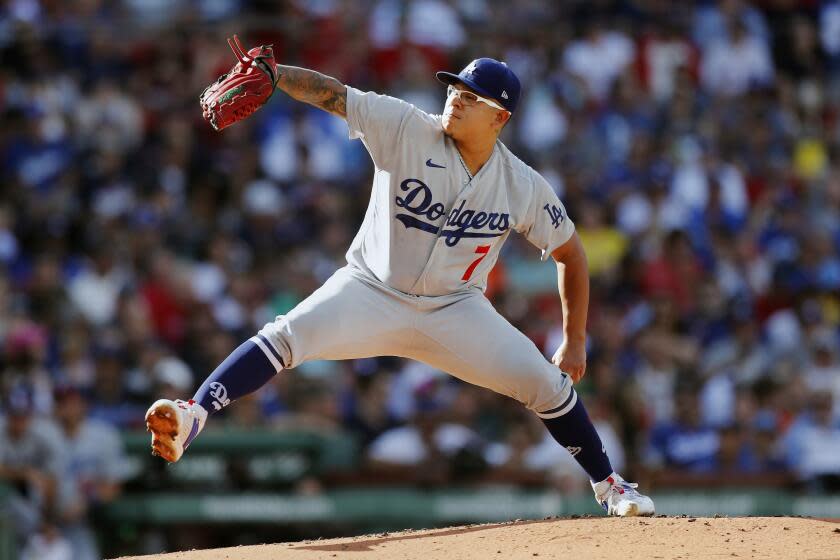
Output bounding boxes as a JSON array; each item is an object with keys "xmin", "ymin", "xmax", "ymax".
[{"xmin": 447, "ymin": 85, "xmax": 509, "ymax": 112}]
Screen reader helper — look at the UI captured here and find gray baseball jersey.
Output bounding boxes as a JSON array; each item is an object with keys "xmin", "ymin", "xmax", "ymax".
[
  {"xmin": 343, "ymin": 86, "xmax": 575, "ymax": 296},
  {"xmin": 256, "ymin": 86, "xmax": 578, "ymax": 419}
]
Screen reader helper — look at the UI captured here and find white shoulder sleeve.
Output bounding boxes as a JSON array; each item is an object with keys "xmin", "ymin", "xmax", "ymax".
[
  {"xmin": 345, "ymin": 86, "xmax": 417, "ymax": 169},
  {"xmin": 346, "ymin": 86, "xmax": 442, "ymax": 170},
  {"xmin": 522, "ymin": 173, "xmax": 575, "ymax": 261}
]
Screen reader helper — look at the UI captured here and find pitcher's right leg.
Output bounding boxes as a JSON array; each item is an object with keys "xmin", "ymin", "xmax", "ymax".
[{"xmin": 146, "ymin": 267, "xmax": 413, "ymax": 462}]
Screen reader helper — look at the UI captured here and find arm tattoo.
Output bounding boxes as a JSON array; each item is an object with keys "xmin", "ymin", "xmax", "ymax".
[{"xmin": 275, "ymin": 65, "xmax": 347, "ymax": 118}]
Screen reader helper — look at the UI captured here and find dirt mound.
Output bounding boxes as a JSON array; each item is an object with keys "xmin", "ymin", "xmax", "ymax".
[{"xmin": 113, "ymin": 516, "xmax": 840, "ymax": 560}]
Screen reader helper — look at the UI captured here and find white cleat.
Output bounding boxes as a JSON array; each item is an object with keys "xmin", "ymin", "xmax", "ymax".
[
  {"xmin": 145, "ymin": 399, "xmax": 207, "ymax": 463},
  {"xmin": 592, "ymin": 474, "xmax": 655, "ymax": 517}
]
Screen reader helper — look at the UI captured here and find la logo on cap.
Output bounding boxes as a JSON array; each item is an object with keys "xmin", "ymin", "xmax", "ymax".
[{"xmin": 464, "ymin": 61, "xmax": 478, "ymax": 76}]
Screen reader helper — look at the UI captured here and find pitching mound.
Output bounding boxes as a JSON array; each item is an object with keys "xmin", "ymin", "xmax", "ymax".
[{"xmin": 113, "ymin": 516, "xmax": 840, "ymax": 560}]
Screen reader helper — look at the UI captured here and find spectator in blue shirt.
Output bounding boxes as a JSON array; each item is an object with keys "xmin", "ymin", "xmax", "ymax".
[
  {"xmin": 782, "ymin": 391, "xmax": 840, "ymax": 492},
  {"xmin": 646, "ymin": 384, "xmax": 720, "ymax": 473}
]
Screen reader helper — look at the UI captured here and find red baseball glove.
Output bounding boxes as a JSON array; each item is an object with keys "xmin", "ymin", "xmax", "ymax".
[{"xmin": 200, "ymin": 35, "xmax": 279, "ymax": 131}]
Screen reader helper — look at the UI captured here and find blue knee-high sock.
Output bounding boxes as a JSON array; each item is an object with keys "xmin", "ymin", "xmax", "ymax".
[
  {"xmin": 540, "ymin": 394, "xmax": 614, "ymax": 483},
  {"xmin": 192, "ymin": 339, "xmax": 282, "ymax": 414}
]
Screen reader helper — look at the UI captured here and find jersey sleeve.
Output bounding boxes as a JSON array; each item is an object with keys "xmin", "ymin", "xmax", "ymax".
[
  {"xmin": 522, "ymin": 174, "xmax": 576, "ymax": 261},
  {"xmin": 345, "ymin": 86, "xmax": 416, "ymax": 170}
]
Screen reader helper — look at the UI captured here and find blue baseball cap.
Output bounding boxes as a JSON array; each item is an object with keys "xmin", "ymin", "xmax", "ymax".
[{"xmin": 436, "ymin": 58, "xmax": 521, "ymax": 112}]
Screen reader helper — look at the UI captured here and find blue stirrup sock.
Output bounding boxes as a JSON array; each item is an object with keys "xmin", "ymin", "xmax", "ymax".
[
  {"xmin": 539, "ymin": 393, "xmax": 614, "ymax": 483},
  {"xmin": 192, "ymin": 337, "xmax": 284, "ymax": 415}
]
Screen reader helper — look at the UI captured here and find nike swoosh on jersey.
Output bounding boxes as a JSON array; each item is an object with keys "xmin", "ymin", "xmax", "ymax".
[{"xmin": 425, "ymin": 159, "xmax": 446, "ymax": 168}]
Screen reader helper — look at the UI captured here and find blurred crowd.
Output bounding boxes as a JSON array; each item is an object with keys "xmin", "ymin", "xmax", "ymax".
[{"xmin": 2, "ymin": 0, "xmax": 840, "ymax": 557}]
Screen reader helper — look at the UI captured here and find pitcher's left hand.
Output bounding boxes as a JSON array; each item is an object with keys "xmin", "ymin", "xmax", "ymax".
[{"xmin": 552, "ymin": 339, "xmax": 586, "ymax": 383}]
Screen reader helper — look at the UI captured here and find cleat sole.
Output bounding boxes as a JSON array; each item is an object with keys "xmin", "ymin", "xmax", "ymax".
[{"xmin": 145, "ymin": 402, "xmax": 181, "ymax": 463}]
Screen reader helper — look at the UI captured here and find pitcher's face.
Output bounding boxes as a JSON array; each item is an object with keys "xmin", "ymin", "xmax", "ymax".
[{"xmin": 441, "ymin": 84, "xmax": 510, "ymax": 141}]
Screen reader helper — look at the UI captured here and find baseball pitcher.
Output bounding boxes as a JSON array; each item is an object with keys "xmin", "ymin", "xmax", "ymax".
[{"xmin": 146, "ymin": 36, "xmax": 654, "ymax": 516}]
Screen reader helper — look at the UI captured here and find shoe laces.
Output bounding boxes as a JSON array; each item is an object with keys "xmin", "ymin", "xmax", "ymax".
[
  {"xmin": 614, "ymin": 481, "xmax": 639, "ymax": 496},
  {"xmin": 602, "ymin": 476, "xmax": 639, "ymax": 499},
  {"xmin": 175, "ymin": 399, "xmax": 194, "ymax": 410}
]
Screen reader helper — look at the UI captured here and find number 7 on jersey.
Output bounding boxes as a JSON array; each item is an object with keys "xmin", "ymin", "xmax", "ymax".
[{"xmin": 462, "ymin": 244, "xmax": 491, "ymax": 281}]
